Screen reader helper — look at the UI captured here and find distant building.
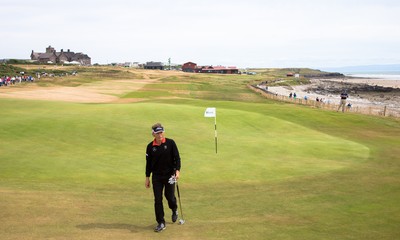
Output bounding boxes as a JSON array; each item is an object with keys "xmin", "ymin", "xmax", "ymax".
[
  {"xmin": 200, "ymin": 65, "xmax": 239, "ymax": 74},
  {"xmin": 286, "ymin": 72, "xmax": 294, "ymax": 77},
  {"xmin": 182, "ymin": 62, "xmax": 239, "ymax": 74},
  {"xmin": 198, "ymin": 65, "xmax": 239, "ymax": 74},
  {"xmin": 123, "ymin": 62, "xmax": 140, "ymax": 68},
  {"xmin": 182, "ymin": 62, "xmax": 197, "ymax": 72},
  {"xmin": 144, "ymin": 61, "xmax": 164, "ymax": 70},
  {"xmin": 30, "ymin": 46, "xmax": 91, "ymax": 65}
]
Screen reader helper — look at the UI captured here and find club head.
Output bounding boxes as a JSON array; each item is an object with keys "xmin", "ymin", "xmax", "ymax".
[{"xmin": 178, "ymin": 219, "xmax": 185, "ymax": 225}]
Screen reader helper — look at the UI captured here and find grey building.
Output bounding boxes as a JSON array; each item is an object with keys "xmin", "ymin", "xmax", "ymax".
[
  {"xmin": 31, "ymin": 46, "xmax": 91, "ymax": 65},
  {"xmin": 144, "ymin": 61, "xmax": 164, "ymax": 70}
]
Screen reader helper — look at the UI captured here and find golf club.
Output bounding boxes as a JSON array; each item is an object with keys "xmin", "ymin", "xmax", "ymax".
[{"xmin": 176, "ymin": 181, "xmax": 185, "ymax": 225}]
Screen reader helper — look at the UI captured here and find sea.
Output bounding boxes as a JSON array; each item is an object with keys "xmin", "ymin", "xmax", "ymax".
[
  {"xmin": 321, "ymin": 64, "xmax": 400, "ymax": 80},
  {"xmin": 344, "ymin": 71, "xmax": 400, "ymax": 80}
]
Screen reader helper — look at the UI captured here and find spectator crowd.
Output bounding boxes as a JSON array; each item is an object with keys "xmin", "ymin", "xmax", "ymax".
[{"xmin": 0, "ymin": 75, "xmax": 35, "ymax": 87}]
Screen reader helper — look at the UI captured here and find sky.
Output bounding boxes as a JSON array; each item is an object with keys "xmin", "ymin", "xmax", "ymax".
[{"xmin": 1, "ymin": 0, "xmax": 400, "ymax": 68}]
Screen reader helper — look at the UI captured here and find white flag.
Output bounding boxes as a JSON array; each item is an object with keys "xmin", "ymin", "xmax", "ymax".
[{"xmin": 204, "ymin": 107, "xmax": 216, "ymax": 118}]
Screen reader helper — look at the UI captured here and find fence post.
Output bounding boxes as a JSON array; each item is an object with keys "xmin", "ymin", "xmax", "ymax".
[{"xmin": 383, "ymin": 106, "xmax": 387, "ymax": 117}]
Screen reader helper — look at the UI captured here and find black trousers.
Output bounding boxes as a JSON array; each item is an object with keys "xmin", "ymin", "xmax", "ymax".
[{"xmin": 152, "ymin": 177, "xmax": 177, "ymax": 224}]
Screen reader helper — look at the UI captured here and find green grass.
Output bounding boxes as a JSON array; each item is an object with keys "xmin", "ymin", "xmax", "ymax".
[{"xmin": 0, "ymin": 67, "xmax": 399, "ymax": 239}]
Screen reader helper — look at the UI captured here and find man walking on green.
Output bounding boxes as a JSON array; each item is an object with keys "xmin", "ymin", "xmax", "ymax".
[{"xmin": 145, "ymin": 123, "xmax": 181, "ymax": 232}]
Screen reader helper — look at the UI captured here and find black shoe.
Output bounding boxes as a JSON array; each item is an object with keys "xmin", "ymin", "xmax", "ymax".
[
  {"xmin": 172, "ymin": 210, "xmax": 178, "ymax": 223},
  {"xmin": 154, "ymin": 222, "xmax": 166, "ymax": 232}
]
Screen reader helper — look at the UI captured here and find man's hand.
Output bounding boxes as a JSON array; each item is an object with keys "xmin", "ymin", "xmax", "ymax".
[
  {"xmin": 145, "ymin": 177, "xmax": 150, "ymax": 188},
  {"xmin": 175, "ymin": 170, "xmax": 180, "ymax": 180}
]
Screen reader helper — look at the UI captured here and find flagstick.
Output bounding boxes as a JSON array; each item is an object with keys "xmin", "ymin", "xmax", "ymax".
[
  {"xmin": 214, "ymin": 113, "xmax": 217, "ymax": 154},
  {"xmin": 204, "ymin": 107, "xmax": 217, "ymax": 154}
]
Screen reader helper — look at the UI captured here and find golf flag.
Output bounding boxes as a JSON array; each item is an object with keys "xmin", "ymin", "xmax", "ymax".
[
  {"xmin": 204, "ymin": 107, "xmax": 217, "ymax": 153},
  {"xmin": 204, "ymin": 107, "xmax": 216, "ymax": 117}
]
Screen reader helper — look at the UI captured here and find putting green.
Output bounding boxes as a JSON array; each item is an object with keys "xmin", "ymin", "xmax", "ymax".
[
  {"xmin": 185, "ymin": 106, "xmax": 370, "ymax": 184},
  {"xmin": 0, "ymin": 100, "xmax": 370, "ymax": 190}
]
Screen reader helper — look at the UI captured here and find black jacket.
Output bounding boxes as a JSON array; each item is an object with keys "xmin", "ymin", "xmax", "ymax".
[{"xmin": 146, "ymin": 138, "xmax": 181, "ymax": 179}]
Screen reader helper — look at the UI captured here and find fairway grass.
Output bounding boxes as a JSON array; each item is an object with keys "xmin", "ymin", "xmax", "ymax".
[{"xmin": 1, "ymin": 69, "xmax": 400, "ymax": 239}]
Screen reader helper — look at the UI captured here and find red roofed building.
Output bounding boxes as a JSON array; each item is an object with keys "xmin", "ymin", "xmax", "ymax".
[
  {"xmin": 199, "ymin": 65, "xmax": 239, "ymax": 74},
  {"xmin": 182, "ymin": 62, "xmax": 197, "ymax": 72},
  {"xmin": 182, "ymin": 62, "xmax": 239, "ymax": 74}
]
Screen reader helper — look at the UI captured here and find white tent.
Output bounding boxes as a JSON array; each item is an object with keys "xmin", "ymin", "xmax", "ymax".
[{"xmin": 64, "ymin": 61, "xmax": 81, "ymax": 65}]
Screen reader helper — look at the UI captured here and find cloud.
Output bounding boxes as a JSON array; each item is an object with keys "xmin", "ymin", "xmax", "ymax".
[{"xmin": 1, "ymin": 0, "xmax": 400, "ymax": 67}]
